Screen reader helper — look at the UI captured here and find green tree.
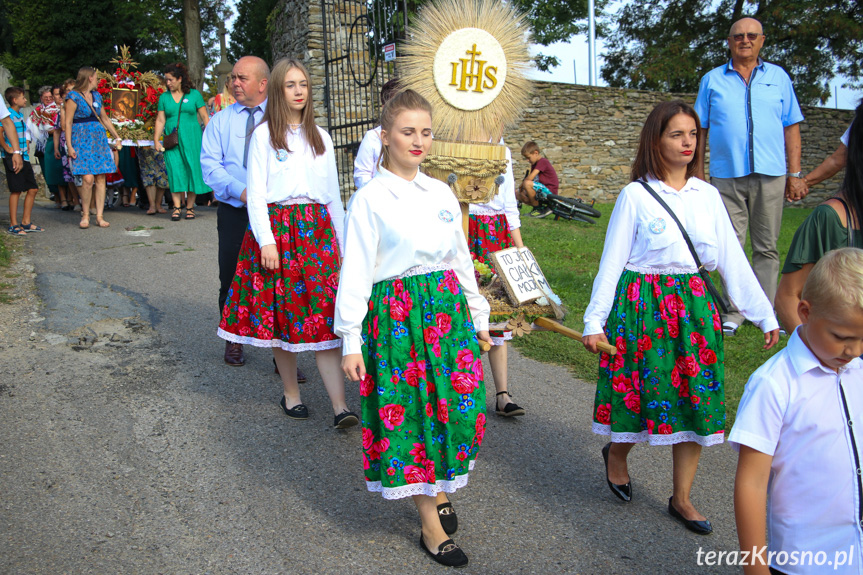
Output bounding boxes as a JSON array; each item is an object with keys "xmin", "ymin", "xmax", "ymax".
[
  {"xmin": 229, "ymin": 0, "xmax": 279, "ymax": 64},
  {"xmin": 601, "ymin": 0, "xmax": 863, "ymax": 104},
  {"xmin": 1, "ymin": 0, "xmax": 231, "ymax": 95}
]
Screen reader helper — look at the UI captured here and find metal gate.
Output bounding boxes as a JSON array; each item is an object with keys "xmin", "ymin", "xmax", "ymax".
[{"xmin": 320, "ymin": 0, "xmax": 407, "ymax": 203}]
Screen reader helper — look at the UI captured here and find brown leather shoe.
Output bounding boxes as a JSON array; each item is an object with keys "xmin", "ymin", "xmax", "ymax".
[{"xmin": 224, "ymin": 342, "xmax": 245, "ymax": 366}]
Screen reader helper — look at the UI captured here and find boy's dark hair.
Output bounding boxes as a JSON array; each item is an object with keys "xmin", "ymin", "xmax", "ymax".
[
  {"xmin": 4, "ymin": 86, "xmax": 24, "ymax": 107},
  {"xmin": 521, "ymin": 141, "xmax": 540, "ymax": 156}
]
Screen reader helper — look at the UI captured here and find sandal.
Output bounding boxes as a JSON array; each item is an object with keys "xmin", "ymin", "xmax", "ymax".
[
  {"xmin": 171, "ymin": 207, "xmax": 181, "ymax": 221},
  {"xmin": 6, "ymin": 225, "xmax": 26, "ymax": 236},
  {"xmin": 184, "ymin": 206, "xmax": 196, "ymax": 220},
  {"xmin": 495, "ymin": 391, "xmax": 526, "ymax": 417},
  {"xmin": 79, "ymin": 218, "xmax": 90, "ymax": 230},
  {"xmin": 20, "ymin": 223, "xmax": 44, "ymax": 233}
]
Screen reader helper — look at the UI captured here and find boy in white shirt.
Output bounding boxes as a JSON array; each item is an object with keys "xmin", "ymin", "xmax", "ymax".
[{"xmin": 731, "ymin": 247, "xmax": 863, "ymax": 575}]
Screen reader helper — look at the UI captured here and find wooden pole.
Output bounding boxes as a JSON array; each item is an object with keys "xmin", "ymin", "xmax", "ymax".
[{"xmin": 534, "ymin": 317, "xmax": 617, "ymax": 355}]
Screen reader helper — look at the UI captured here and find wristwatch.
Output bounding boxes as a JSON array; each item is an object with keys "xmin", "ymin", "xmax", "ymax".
[
  {"xmin": 787, "ymin": 171, "xmax": 802, "ymax": 178},
  {"xmin": 12, "ymin": 150, "xmax": 22, "ymax": 155}
]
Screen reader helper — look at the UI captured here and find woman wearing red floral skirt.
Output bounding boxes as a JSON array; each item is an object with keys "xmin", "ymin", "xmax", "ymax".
[
  {"xmin": 467, "ymin": 141, "xmax": 527, "ymax": 417},
  {"xmin": 335, "ymin": 90, "xmax": 492, "ymax": 568},
  {"xmin": 218, "ymin": 58, "xmax": 357, "ymax": 429},
  {"xmin": 582, "ymin": 101, "xmax": 780, "ymax": 534}
]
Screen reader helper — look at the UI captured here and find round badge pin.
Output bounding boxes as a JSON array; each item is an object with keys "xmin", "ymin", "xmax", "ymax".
[
  {"xmin": 183, "ymin": 98, "xmax": 189, "ymax": 103},
  {"xmin": 649, "ymin": 217, "xmax": 666, "ymax": 234},
  {"xmin": 438, "ymin": 209, "xmax": 454, "ymax": 223},
  {"xmin": 276, "ymin": 149, "xmax": 289, "ymax": 162}
]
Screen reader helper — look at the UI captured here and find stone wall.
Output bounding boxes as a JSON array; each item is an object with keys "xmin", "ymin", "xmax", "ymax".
[
  {"xmin": 506, "ymin": 81, "xmax": 853, "ymax": 206},
  {"xmin": 269, "ymin": 6, "xmax": 852, "ymax": 206}
]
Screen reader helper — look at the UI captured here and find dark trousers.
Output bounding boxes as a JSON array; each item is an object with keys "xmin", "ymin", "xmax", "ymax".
[{"xmin": 217, "ymin": 203, "xmax": 249, "ymax": 314}]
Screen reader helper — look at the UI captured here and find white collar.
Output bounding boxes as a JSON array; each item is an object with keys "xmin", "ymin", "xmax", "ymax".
[
  {"xmin": 787, "ymin": 327, "xmax": 863, "ymax": 377},
  {"xmin": 375, "ymin": 166, "xmax": 436, "ymax": 198}
]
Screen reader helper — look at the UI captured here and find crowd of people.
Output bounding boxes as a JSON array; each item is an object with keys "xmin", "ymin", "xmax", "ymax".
[{"xmin": 1, "ymin": 14, "xmax": 862, "ymax": 573}]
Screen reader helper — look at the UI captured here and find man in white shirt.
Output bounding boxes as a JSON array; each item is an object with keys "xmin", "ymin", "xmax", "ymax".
[{"xmin": 0, "ymin": 96, "xmax": 24, "ymax": 173}]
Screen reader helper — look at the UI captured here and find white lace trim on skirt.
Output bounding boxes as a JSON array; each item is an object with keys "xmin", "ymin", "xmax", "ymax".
[
  {"xmin": 469, "ymin": 206, "xmax": 505, "ymax": 217},
  {"xmin": 275, "ymin": 197, "xmax": 317, "ymax": 206},
  {"xmin": 624, "ymin": 263, "xmax": 698, "ymax": 275},
  {"xmin": 217, "ymin": 328, "xmax": 342, "ymax": 353},
  {"xmin": 488, "ymin": 324, "xmax": 513, "ymax": 346},
  {"xmin": 592, "ymin": 422, "xmax": 725, "ymax": 447},
  {"xmin": 388, "ymin": 263, "xmax": 452, "ymax": 281},
  {"xmin": 366, "ymin": 460, "xmax": 476, "ymax": 500}
]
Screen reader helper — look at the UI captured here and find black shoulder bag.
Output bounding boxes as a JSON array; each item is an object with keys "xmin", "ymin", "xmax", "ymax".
[{"xmin": 638, "ymin": 180, "xmax": 730, "ymax": 314}]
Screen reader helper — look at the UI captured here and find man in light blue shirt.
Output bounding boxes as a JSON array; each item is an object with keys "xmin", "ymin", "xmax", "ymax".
[
  {"xmin": 694, "ymin": 17, "xmax": 805, "ymax": 333},
  {"xmin": 201, "ymin": 56, "xmax": 269, "ymax": 367}
]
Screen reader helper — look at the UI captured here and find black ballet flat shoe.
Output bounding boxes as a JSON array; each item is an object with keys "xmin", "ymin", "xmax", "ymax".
[
  {"xmin": 419, "ymin": 534, "xmax": 468, "ymax": 568},
  {"xmin": 668, "ymin": 496, "xmax": 713, "ymax": 535},
  {"xmin": 334, "ymin": 410, "xmax": 359, "ymax": 429},
  {"xmin": 437, "ymin": 501, "xmax": 458, "ymax": 535},
  {"xmin": 280, "ymin": 396, "xmax": 309, "ymax": 420},
  {"xmin": 601, "ymin": 443, "xmax": 632, "ymax": 502}
]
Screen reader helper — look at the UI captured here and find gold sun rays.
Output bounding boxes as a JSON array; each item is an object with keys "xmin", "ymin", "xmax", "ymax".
[{"xmin": 400, "ymin": 0, "xmax": 532, "ymax": 142}]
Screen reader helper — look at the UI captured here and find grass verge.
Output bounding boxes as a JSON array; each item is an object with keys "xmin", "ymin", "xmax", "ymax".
[
  {"xmin": 0, "ymin": 233, "xmax": 13, "ymax": 303},
  {"xmin": 511, "ymin": 202, "xmax": 813, "ymax": 425}
]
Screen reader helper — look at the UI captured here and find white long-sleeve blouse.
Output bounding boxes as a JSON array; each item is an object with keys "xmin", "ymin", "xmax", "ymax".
[
  {"xmin": 245, "ymin": 122, "xmax": 346, "ymax": 253},
  {"xmin": 334, "ymin": 166, "xmax": 491, "ymax": 356},
  {"xmin": 468, "ymin": 145, "xmax": 521, "ymax": 231},
  {"xmin": 582, "ymin": 176, "xmax": 779, "ymax": 336}
]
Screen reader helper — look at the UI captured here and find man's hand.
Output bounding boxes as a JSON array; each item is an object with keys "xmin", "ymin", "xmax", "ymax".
[
  {"xmin": 11, "ymin": 153, "xmax": 22, "ymax": 173},
  {"xmin": 785, "ymin": 176, "xmax": 808, "ymax": 202},
  {"xmin": 240, "ymin": 188, "xmax": 247, "ymax": 203}
]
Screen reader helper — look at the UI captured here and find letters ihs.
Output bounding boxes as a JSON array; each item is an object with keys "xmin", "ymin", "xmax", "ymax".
[{"xmin": 449, "ymin": 44, "xmax": 498, "ymax": 93}]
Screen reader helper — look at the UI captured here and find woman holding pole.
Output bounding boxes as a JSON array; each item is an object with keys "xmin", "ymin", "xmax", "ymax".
[{"xmin": 582, "ymin": 101, "xmax": 779, "ymax": 534}]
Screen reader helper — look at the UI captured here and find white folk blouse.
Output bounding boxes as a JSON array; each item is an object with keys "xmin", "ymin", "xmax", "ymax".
[
  {"xmin": 468, "ymin": 145, "xmax": 521, "ymax": 231},
  {"xmin": 334, "ymin": 166, "xmax": 490, "ymax": 356},
  {"xmin": 583, "ymin": 176, "xmax": 779, "ymax": 336},
  {"xmin": 245, "ymin": 122, "xmax": 346, "ymax": 253}
]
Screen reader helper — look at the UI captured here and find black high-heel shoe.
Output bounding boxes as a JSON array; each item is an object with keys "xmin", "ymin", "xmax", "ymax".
[{"xmin": 601, "ymin": 442, "xmax": 632, "ymax": 502}]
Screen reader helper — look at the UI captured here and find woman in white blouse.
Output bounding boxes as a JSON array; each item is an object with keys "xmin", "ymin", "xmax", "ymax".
[
  {"xmin": 467, "ymin": 141, "xmax": 527, "ymax": 417},
  {"xmin": 582, "ymin": 101, "xmax": 779, "ymax": 534},
  {"xmin": 335, "ymin": 90, "xmax": 492, "ymax": 568},
  {"xmin": 217, "ymin": 58, "xmax": 358, "ymax": 429}
]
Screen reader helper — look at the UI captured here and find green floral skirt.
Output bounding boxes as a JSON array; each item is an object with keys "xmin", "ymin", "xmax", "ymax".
[
  {"xmin": 360, "ymin": 267, "xmax": 486, "ymax": 499},
  {"xmin": 593, "ymin": 269, "xmax": 726, "ymax": 446}
]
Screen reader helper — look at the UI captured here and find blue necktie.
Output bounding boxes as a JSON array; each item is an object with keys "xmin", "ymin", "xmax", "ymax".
[{"xmin": 243, "ymin": 106, "xmax": 259, "ymax": 168}]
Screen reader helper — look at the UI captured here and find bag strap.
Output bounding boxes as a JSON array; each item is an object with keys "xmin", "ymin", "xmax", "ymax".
[
  {"xmin": 834, "ymin": 197, "xmax": 853, "ymax": 248},
  {"xmin": 637, "ymin": 180, "xmax": 706, "ymax": 272},
  {"xmin": 173, "ymin": 96, "xmax": 183, "ymax": 134},
  {"xmin": 79, "ymin": 91, "xmax": 110, "ymax": 132}
]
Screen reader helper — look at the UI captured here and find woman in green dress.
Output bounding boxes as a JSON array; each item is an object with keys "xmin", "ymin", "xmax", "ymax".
[{"xmin": 153, "ymin": 62, "xmax": 211, "ymax": 221}]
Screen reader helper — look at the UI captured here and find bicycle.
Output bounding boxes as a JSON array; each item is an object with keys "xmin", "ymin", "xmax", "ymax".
[{"xmin": 534, "ymin": 188, "xmax": 602, "ymax": 224}]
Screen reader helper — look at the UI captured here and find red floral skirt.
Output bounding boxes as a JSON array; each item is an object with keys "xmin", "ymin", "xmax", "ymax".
[
  {"xmin": 217, "ymin": 203, "xmax": 341, "ymax": 352},
  {"xmin": 468, "ymin": 212, "xmax": 513, "ymax": 344}
]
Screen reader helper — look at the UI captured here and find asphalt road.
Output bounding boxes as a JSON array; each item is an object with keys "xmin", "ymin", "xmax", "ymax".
[{"xmin": 0, "ymin": 198, "xmax": 742, "ymax": 574}]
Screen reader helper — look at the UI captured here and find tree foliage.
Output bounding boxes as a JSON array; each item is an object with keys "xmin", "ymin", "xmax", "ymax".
[
  {"xmin": 601, "ymin": 0, "xmax": 863, "ymax": 104},
  {"xmin": 228, "ymin": 0, "xmax": 279, "ymax": 64},
  {"xmin": 1, "ymin": 0, "xmax": 231, "ymax": 96}
]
